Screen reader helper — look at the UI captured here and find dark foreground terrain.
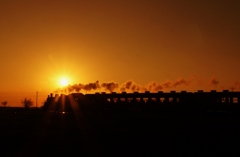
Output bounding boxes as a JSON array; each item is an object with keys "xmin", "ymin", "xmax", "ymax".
[{"xmin": 1, "ymin": 108, "xmax": 240, "ymax": 156}]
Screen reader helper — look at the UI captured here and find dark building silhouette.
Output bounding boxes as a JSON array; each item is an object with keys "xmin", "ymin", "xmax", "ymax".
[{"xmin": 42, "ymin": 90, "xmax": 240, "ymax": 114}]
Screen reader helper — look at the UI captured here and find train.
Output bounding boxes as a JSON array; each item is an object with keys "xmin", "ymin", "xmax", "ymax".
[{"xmin": 42, "ymin": 90, "xmax": 240, "ymax": 114}]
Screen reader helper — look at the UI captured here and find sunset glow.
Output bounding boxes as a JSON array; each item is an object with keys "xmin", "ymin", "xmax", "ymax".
[{"xmin": 0, "ymin": 0, "xmax": 240, "ymax": 107}]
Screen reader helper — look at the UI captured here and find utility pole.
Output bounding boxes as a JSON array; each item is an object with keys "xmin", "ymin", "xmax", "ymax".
[{"xmin": 36, "ymin": 91, "xmax": 38, "ymax": 108}]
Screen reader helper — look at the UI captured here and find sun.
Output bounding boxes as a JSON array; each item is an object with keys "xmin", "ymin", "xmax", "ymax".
[{"xmin": 59, "ymin": 78, "xmax": 69, "ymax": 87}]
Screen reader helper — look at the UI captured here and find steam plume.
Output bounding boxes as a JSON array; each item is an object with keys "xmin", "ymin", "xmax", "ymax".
[
  {"xmin": 209, "ymin": 78, "xmax": 219, "ymax": 86},
  {"xmin": 101, "ymin": 82, "xmax": 119, "ymax": 92},
  {"xmin": 55, "ymin": 77, "xmax": 195, "ymax": 93}
]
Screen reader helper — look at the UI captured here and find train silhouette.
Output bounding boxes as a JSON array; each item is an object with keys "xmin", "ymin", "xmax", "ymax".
[{"xmin": 42, "ymin": 90, "xmax": 240, "ymax": 114}]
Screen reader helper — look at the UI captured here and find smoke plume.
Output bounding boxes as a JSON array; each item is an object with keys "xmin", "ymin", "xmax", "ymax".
[
  {"xmin": 101, "ymin": 82, "xmax": 119, "ymax": 92},
  {"xmin": 209, "ymin": 78, "xmax": 219, "ymax": 86},
  {"xmin": 55, "ymin": 77, "xmax": 195, "ymax": 93}
]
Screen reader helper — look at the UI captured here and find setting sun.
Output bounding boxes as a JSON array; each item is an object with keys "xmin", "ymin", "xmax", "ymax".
[{"xmin": 59, "ymin": 78, "xmax": 69, "ymax": 87}]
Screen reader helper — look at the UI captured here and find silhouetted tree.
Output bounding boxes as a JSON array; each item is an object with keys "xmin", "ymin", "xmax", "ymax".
[
  {"xmin": 21, "ymin": 98, "xmax": 33, "ymax": 108},
  {"xmin": 1, "ymin": 101, "xmax": 7, "ymax": 107}
]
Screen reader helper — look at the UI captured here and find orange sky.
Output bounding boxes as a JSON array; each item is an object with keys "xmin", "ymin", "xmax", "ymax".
[{"xmin": 0, "ymin": 0, "xmax": 240, "ymax": 106}]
